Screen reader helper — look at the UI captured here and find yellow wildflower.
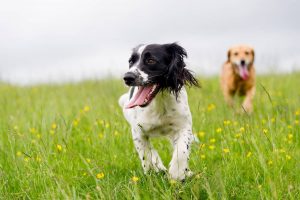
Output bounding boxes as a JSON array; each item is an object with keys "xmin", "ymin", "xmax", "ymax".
[
  {"xmin": 98, "ymin": 133, "xmax": 104, "ymax": 139},
  {"xmin": 216, "ymin": 128, "xmax": 222, "ymax": 133},
  {"xmin": 50, "ymin": 130, "xmax": 55, "ymax": 135},
  {"xmin": 170, "ymin": 179, "xmax": 177, "ymax": 185},
  {"xmin": 30, "ymin": 128, "xmax": 36, "ymax": 134},
  {"xmin": 36, "ymin": 156, "xmax": 42, "ymax": 162},
  {"xmin": 56, "ymin": 144, "xmax": 62, "ymax": 152},
  {"xmin": 295, "ymin": 120, "xmax": 299, "ymax": 125},
  {"xmin": 239, "ymin": 127, "xmax": 245, "ymax": 132},
  {"xmin": 198, "ymin": 131, "xmax": 205, "ymax": 138},
  {"xmin": 223, "ymin": 148, "xmax": 230, "ymax": 153},
  {"xmin": 98, "ymin": 120, "xmax": 105, "ymax": 125},
  {"xmin": 286, "ymin": 155, "xmax": 291, "ymax": 160},
  {"xmin": 209, "ymin": 145, "xmax": 215, "ymax": 150},
  {"xmin": 96, "ymin": 172, "xmax": 105, "ymax": 179},
  {"xmin": 279, "ymin": 148, "xmax": 285, "ymax": 153},
  {"xmin": 235, "ymin": 133, "xmax": 242, "ymax": 138},
  {"xmin": 131, "ymin": 176, "xmax": 139, "ymax": 183},
  {"xmin": 267, "ymin": 160, "xmax": 273, "ymax": 165},
  {"xmin": 200, "ymin": 154, "xmax": 206, "ymax": 159},
  {"xmin": 223, "ymin": 120, "xmax": 231, "ymax": 125},
  {"xmin": 83, "ymin": 105, "xmax": 90, "ymax": 112},
  {"xmin": 13, "ymin": 126, "xmax": 18, "ymax": 131},
  {"xmin": 86, "ymin": 158, "xmax": 91, "ymax": 163},
  {"xmin": 288, "ymin": 134, "xmax": 293, "ymax": 140},
  {"xmin": 287, "ymin": 125, "xmax": 292, "ymax": 129},
  {"xmin": 207, "ymin": 103, "xmax": 216, "ymax": 111},
  {"xmin": 295, "ymin": 110, "xmax": 300, "ymax": 116},
  {"xmin": 246, "ymin": 151, "xmax": 252, "ymax": 158},
  {"xmin": 16, "ymin": 151, "xmax": 22, "ymax": 157},
  {"xmin": 262, "ymin": 129, "xmax": 268, "ymax": 134},
  {"xmin": 105, "ymin": 123, "xmax": 110, "ymax": 128},
  {"xmin": 73, "ymin": 119, "xmax": 79, "ymax": 127},
  {"xmin": 51, "ymin": 123, "xmax": 57, "ymax": 129},
  {"xmin": 258, "ymin": 185, "xmax": 262, "ymax": 190},
  {"xmin": 209, "ymin": 138, "xmax": 216, "ymax": 143}
]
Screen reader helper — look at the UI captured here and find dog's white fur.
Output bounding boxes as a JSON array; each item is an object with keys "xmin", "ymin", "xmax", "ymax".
[{"xmin": 119, "ymin": 87, "xmax": 194, "ymax": 180}]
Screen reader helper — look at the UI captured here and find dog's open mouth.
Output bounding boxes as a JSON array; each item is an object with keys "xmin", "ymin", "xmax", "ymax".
[
  {"xmin": 238, "ymin": 65, "xmax": 249, "ymax": 80},
  {"xmin": 126, "ymin": 84, "xmax": 160, "ymax": 109}
]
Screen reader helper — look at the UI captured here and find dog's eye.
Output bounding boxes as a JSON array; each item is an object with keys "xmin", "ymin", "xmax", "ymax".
[
  {"xmin": 234, "ymin": 52, "xmax": 238, "ymax": 56},
  {"xmin": 245, "ymin": 51, "xmax": 249, "ymax": 55},
  {"xmin": 146, "ymin": 58, "xmax": 157, "ymax": 65}
]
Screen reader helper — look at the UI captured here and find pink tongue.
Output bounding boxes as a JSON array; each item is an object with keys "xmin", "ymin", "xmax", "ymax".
[
  {"xmin": 126, "ymin": 86, "xmax": 153, "ymax": 109},
  {"xmin": 239, "ymin": 66, "xmax": 249, "ymax": 80}
]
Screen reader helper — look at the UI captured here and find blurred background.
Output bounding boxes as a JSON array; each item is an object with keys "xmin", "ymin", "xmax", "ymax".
[{"xmin": 0, "ymin": 0, "xmax": 299, "ymax": 85}]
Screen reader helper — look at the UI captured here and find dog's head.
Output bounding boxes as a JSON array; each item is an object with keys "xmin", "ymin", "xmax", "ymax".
[
  {"xmin": 227, "ymin": 45, "xmax": 255, "ymax": 80},
  {"xmin": 123, "ymin": 43, "xmax": 198, "ymax": 108}
]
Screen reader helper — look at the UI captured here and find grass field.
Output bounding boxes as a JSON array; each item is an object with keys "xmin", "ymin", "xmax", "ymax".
[{"xmin": 0, "ymin": 73, "xmax": 299, "ymax": 199}]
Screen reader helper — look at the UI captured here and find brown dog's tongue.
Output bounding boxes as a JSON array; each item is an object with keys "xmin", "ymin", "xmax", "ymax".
[
  {"xmin": 239, "ymin": 66, "xmax": 249, "ymax": 80},
  {"xmin": 126, "ymin": 86, "xmax": 153, "ymax": 109}
]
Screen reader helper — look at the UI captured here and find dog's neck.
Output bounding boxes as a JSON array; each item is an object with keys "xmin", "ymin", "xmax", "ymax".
[{"xmin": 149, "ymin": 87, "xmax": 186, "ymax": 114}]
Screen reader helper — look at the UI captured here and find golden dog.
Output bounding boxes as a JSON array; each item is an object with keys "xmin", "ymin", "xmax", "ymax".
[{"xmin": 220, "ymin": 45, "xmax": 255, "ymax": 113}]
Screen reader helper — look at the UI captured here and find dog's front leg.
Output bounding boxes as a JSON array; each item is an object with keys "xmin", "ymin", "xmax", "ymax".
[
  {"xmin": 242, "ymin": 86, "xmax": 255, "ymax": 113},
  {"xmin": 223, "ymin": 89, "xmax": 234, "ymax": 107},
  {"xmin": 132, "ymin": 129, "xmax": 166, "ymax": 173},
  {"xmin": 168, "ymin": 130, "xmax": 194, "ymax": 180}
]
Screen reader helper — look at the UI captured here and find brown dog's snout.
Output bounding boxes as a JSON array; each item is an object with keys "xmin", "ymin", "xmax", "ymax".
[{"xmin": 240, "ymin": 60, "xmax": 245, "ymax": 66}]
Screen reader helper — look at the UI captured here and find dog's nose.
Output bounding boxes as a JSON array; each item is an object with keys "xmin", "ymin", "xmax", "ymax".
[
  {"xmin": 240, "ymin": 60, "xmax": 245, "ymax": 66},
  {"xmin": 123, "ymin": 72, "xmax": 137, "ymax": 86}
]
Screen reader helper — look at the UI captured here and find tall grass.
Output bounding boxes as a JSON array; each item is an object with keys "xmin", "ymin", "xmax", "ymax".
[{"xmin": 0, "ymin": 74, "xmax": 299, "ymax": 199}]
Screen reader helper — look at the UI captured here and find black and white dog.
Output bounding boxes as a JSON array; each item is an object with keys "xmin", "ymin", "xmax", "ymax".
[{"xmin": 119, "ymin": 43, "xmax": 199, "ymax": 180}]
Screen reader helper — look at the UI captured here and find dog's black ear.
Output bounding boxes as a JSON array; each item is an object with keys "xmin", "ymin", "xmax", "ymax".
[{"xmin": 165, "ymin": 43, "xmax": 199, "ymax": 97}]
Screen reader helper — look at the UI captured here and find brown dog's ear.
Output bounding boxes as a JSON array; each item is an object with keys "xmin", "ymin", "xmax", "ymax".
[
  {"xmin": 251, "ymin": 48, "xmax": 255, "ymax": 61},
  {"xmin": 227, "ymin": 48, "xmax": 231, "ymax": 62}
]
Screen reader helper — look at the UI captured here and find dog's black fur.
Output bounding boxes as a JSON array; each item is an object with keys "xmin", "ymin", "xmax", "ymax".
[{"xmin": 128, "ymin": 43, "xmax": 199, "ymax": 97}]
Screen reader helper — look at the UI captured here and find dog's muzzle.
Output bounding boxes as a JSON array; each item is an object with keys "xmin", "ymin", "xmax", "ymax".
[{"xmin": 123, "ymin": 72, "xmax": 137, "ymax": 86}]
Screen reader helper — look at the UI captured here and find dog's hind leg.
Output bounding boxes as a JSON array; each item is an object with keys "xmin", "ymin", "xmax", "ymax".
[
  {"xmin": 168, "ymin": 129, "xmax": 194, "ymax": 180},
  {"xmin": 132, "ymin": 129, "xmax": 166, "ymax": 173}
]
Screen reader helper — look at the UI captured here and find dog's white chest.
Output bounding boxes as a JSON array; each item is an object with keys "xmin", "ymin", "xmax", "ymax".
[{"xmin": 122, "ymin": 88, "xmax": 192, "ymax": 137}]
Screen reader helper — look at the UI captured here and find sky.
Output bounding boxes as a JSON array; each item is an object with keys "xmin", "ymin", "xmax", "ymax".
[{"xmin": 0, "ymin": 0, "xmax": 300, "ymax": 84}]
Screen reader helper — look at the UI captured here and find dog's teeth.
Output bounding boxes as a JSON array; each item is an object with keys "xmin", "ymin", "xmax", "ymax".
[{"xmin": 150, "ymin": 85, "xmax": 157, "ymax": 94}]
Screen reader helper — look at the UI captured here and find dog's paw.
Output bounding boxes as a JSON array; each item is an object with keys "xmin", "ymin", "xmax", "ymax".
[{"xmin": 168, "ymin": 166, "xmax": 193, "ymax": 181}]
